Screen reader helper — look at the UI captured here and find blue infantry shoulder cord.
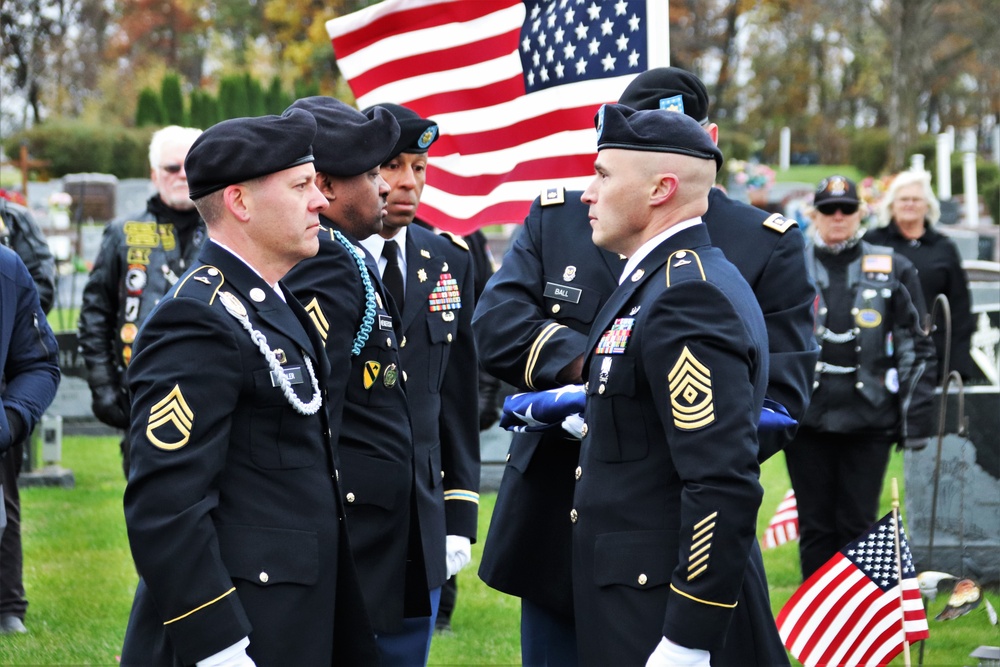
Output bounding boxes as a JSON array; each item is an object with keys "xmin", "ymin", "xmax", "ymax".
[{"xmin": 333, "ymin": 229, "xmax": 375, "ymax": 355}]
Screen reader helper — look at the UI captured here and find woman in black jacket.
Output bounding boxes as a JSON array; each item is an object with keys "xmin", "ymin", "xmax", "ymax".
[{"xmin": 865, "ymin": 169, "xmax": 975, "ymax": 380}]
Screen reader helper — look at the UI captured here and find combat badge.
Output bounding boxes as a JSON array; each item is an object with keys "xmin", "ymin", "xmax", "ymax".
[
  {"xmin": 668, "ymin": 346, "xmax": 715, "ymax": 431},
  {"xmin": 146, "ymin": 384, "xmax": 194, "ymax": 450},
  {"xmin": 363, "ymin": 361, "xmax": 381, "ymax": 390}
]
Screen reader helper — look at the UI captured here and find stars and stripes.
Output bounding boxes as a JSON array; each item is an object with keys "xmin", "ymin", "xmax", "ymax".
[
  {"xmin": 776, "ymin": 511, "xmax": 929, "ymax": 667},
  {"xmin": 326, "ymin": 0, "xmax": 669, "ymax": 235},
  {"xmin": 761, "ymin": 489, "xmax": 799, "ymax": 549}
]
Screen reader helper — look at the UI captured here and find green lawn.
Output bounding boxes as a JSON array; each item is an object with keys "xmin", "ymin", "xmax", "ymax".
[
  {"xmin": 1, "ymin": 437, "xmax": 996, "ymax": 665},
  {"xmin": 775, "ymin": 164, "xmax": 865, "ymax": 185}
]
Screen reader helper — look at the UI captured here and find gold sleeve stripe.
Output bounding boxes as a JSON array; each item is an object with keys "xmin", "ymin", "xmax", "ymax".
[
  {"xmin": 690, "ymin": 534, "xmax": 712, "ymax": 553},
  {"xmin": 687, "ymin": 564, "xmax": 709, "ymax": 581},
  {"xmin": 164, "ymin": 587, "xmax": 236, "ymax": 625},
  {"xmin": 443, "ymin": 489, "xmax": 480, "ymax": 504},
  {"xmin": 693, "ymin": 511, "xmax": 718, "ymax": 531},
  {"xmin": 692, "ymin": 521, "xmax": 716, "ymax": 542},
  {"xmin": 689, "ymin": 543, "xmax": 710, "ymax": 560},
  {"xmin": 688, "ymin": 553, "xmax": 710, "ymax": 570},
  {"xmin": 670, "ymin": 584, "xmax": 738, "ymax": 609},
  {"xmin": 524, "ymin": 322, "xmax": 566, "ymax": 390}
]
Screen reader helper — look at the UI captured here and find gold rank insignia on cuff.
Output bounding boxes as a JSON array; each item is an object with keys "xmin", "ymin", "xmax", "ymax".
[
  {"xmin": 668, "ymin": 346, "xmax": 715, "ymax": 430},
  {"xmin": 304, "ymin": 297, "xmax": 329, "ymax": 342},
  {"xmin": 687, "ymin": 511, "xmax": 717, "ymax": 581},
  {"xmin": 146, "ymin": 384, "xmax": 194, "ymax": 450}
]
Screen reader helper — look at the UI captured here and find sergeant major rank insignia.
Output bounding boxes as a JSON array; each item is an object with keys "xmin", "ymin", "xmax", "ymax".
[{"xmin": 668, "ymin": 346, "xmax": 715, "ymax": 431}]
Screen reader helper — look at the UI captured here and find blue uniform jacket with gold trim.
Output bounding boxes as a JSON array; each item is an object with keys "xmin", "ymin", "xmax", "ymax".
[
  {"xmin": 475, "ymin": 187, "xmax": 816, "ymax": 619},
  {"xmin": 121, "ymin": 242, "xmax": 376, "ymax": 666},
  {"xmin": 395, "ymin": 222, "xmax": 480, "ymax": 589},
  {"xmin": 572, "ymin": 223, "xmax": 778, "ymax": 665},
  {"xmin": 284, "ymin": 221, "xmax": 430, "ymax": 632}
]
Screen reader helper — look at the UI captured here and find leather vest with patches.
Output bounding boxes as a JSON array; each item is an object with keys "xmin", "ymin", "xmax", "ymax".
[{"xmin": 809, "ymin": 242, "xmax": 899, "ymax": 411}]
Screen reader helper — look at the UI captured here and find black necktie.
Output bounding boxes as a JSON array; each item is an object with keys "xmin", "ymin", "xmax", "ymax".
[{"xmin": 381, "ymin": 239, "xmax": 405, "ymax": 312}]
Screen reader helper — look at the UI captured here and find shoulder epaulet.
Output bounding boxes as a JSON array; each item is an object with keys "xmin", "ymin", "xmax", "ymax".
[
  {"xmin": 438, "ymin": 230, "xmax": 469, "ymax": 251},
  {"xmin": 665, "ymin": 249, "xmax": 707, "ymax": 287},
  {"xmin": 172, "ymin": 264, "xmax": 225, "ymax": 303},
  {"xmin": 539, "ymin": 186, "xmax": 566, "ymax": 207},
  {"xmin": 762, "ymin": 213, "xmax": 798, "ymax": 235}
]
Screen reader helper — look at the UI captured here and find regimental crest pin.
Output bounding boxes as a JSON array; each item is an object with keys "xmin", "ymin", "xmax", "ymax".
[
  {"xmin": 383, "ymin": 363, "xmax": 399, "ymax": 388},
  {"xmin": 418, "ymin": 268, "xmax": 428, "ymax": 283},
  {"xmin": 563, "ymin": 265, "xmax": 577, "ymax": 281},
  {"xmin": 146, "ymin": 384, "xmax": 194, "ymax": 450}
]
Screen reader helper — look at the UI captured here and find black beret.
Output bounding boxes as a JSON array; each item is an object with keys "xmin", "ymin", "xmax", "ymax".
[
  {"xmin": 618, "ymin": 67, "xmax": 710, "ymax": 125},
  {"xmin": 286, "ymin": 96, "xmax": 401, "ymax": 177},
  {"xmin": 596, "ymin": 103, "xmax": 723, "ymax": 171},
  {"xmin": 361, "ymin": 102, "xmax": 438, "ymax": 159},
  {"xmin": 186, "ymin": 109, "xmax": 316, "ymax": 200},
  {"xmin": 814, "ymin": 175, "xmax": 860, "ymax": 206}
]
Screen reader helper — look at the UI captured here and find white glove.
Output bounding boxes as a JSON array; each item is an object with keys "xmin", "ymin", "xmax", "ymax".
[
  {"xmin": 445, "ymin": 534, "xmax": 472, "ymax": 578},
  {"xmin": 196, "ymin": 637, "xmax": 256, "ymax": 667},
  {"xmin": 561, "ymin": 413, "xmax": 585, "ymax": 439},
  {"xmin": 646, "ymin": 637, "xmax": 710, "ymax": 667}
]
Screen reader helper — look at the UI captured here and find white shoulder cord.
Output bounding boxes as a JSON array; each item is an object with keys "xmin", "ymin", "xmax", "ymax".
[{"xmin": 219, "ymin": 291, "xmax": 322, "ymax": 416}]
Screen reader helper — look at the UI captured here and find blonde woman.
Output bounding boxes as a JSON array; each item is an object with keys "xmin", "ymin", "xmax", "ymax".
[{"xmin": 866, "ymin": 170, "xmax": 975, "ymax": 380}]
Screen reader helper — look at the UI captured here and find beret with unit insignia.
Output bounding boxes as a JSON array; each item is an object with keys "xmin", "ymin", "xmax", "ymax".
[
  {"xmin": 617, "ymin": 66, "xmax": 711, "ymax": 126},
  {"xmin": 361, "ymin": 102, "xmax": 439, "ymax": 159}
]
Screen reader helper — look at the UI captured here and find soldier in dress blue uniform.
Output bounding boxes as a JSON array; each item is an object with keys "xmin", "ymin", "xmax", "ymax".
[
  {"xmin": 282, "ymin": 97, "xmax": 436, "ymax": 658},
  {"xmin": 475, "ymin": 67, "xmax": 815, "ymax": 665},
  {"xmin": 571, "ymin": 104, "xmax": 785, "ymax": 666},
  {"xmin": 357, "ymin": 102, "xmax": 481, "ymax": 665},
  {"xmin": 121, "ymin": 109, "xmax": 378, "ymax": 667}
]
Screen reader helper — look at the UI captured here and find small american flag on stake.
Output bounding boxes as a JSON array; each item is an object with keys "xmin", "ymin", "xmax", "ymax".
[
  {"xmin": 761, "ymin": 488, "xmax": 799, "ymax": 549},
  {"xmin": 776, "ymin": 503, "xmax": 929, "ymax": 667},
  {"xmin": 325, "ymin": 0, "xmax": 670, "ymax": 235}
]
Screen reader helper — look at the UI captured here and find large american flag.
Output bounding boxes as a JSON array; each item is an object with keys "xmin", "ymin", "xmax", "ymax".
[
  {"xmin": 776, "ymin": 511, "xmax": 930, "ymax": 667},
  {"xmin": 326, "ymin": 0, "xmax": 670, "ymax": 235}
]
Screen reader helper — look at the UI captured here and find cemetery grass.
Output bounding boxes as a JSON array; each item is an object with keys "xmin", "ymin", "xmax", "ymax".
[{"xmin": 1, "ymin": 437, "xmax": 996, "ymax": 665}]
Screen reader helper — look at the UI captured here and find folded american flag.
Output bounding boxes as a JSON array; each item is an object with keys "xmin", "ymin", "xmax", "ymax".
[
  {"xmin": 501, "ymin": 386, "xmax": 796, "ymax": 433},
  {"xmin": 761, "ymin": 489, "xmax": 799, "ymax": 549}
]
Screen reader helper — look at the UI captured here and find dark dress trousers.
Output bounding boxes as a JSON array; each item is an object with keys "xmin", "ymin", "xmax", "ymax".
[
  {"xmin": 476, "ymin": 187, "xmax": 818, "ymax": 622},
  {"xmin": 572, "ymin": 223, "xmax": 786, "ymax": 665},
  {"xmin": 284, "ymin": 222, "xmax": 430, "ymax": 633},
  {"xmin": 121, "ymin": 242, "xmax": 376, "ymax": 666},
  {"xmin": 395, "ymin": 223, "xmax": 481, "ymax": 590}
]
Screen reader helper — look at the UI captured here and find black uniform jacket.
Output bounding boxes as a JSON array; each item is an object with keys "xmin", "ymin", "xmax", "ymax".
[
  {"xmin": 394, "ymin": 223, "xmax": 480, "ymax": 589},
  {"xmin": 572, "ymin": 223, "xmax": 783, "ymax": 665},
  {"xmin": 121, "ymin": 242, "xmax": 376, "ymax": 667},
  {"xmin": 284, "ymin": 222, "xmax": 430, "ymax": 632},
  {"xmin": 475, "ymin": 187, "xmax": 817, "ymax": 618}
]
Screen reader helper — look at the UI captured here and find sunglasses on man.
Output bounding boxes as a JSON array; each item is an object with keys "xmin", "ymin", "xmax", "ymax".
[
  {"xmin": 816, "ymin": 202, "xmax": 859, "ymax": 216},
  {"xmin": 160, "ymin": 164, "xmax": 184, "ymax": 174}
]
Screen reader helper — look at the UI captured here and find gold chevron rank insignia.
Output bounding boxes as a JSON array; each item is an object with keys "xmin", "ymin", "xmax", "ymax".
[
  {"xmin": 363, "ymin": 361, "xmax": 381, "ymax": 390},
  {"xmin": 668, "ymin": 346, "xmax": 715, "ymax": 430},
  {"xmin": 304, "ymin": 297, "xmax": 329, "ymax": 342},
  {"xmin": 146, "ymin": 385, "xmax": 194, "ymax": 450},
  {"xmin": 687, "ymin": 511, "xmax": 717, "ymax": 581}
]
